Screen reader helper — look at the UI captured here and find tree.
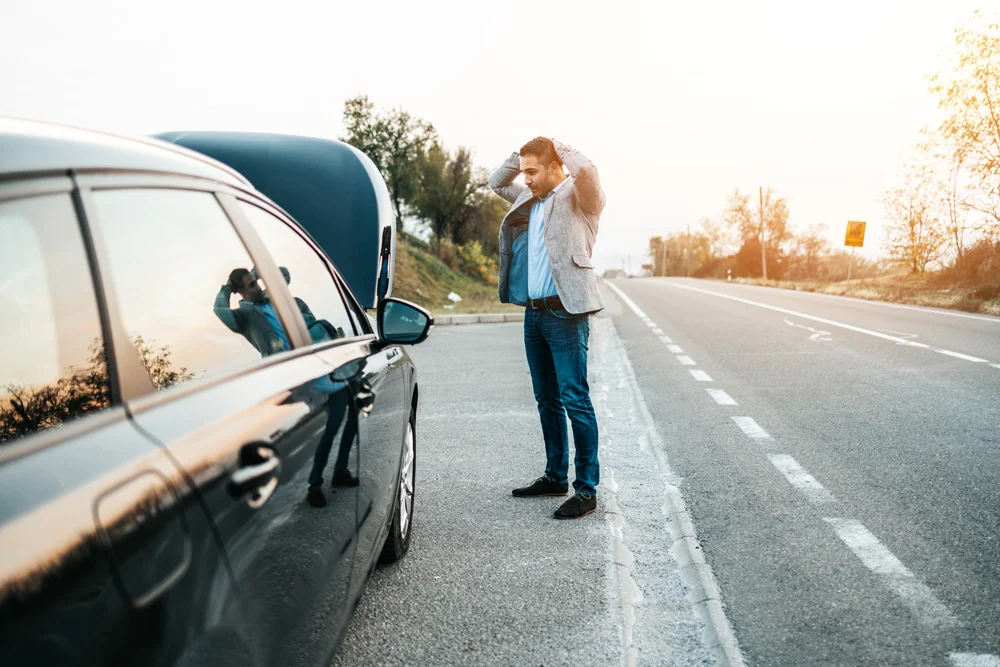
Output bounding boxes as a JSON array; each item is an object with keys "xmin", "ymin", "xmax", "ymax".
[
  {"xmin": 883, "ymin": 168, "xmax": 947, "ymax": 273},
  {"xmin": 787, "ymin": 224, "xmax": 830, "ymax": 280},
  {"xmin": 1, "ymin": 335, "xmax": 192, "ymax": 444},
  {"xmin": 928, "ymin": 10, "xmax": 1000, "ymax": 231},
  {"xmin": 724, "ymin": 187, "xmax": 791, "ymax": 278},
  {"xmin": 340, "ymin": 95, "xmax": 437, "ymax": 231},
  {"xmin": 410, "ymin": 142, "xmax": 479, "ymax": 252}
]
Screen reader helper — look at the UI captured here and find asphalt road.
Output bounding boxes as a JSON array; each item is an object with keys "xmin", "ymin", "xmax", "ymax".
[
  {"xmin": 334, "ymin": 278, "xmax": 1000, "ymax": 667},
  {"xmin": 603, "ymin": 278, "xmax": 1000, "ymax": 667}
]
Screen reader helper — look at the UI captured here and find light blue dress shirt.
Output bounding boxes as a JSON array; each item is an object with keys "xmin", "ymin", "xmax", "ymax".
[{"xmin": 528, "ymin": 176, "xmax": 568, "ymax": 299}]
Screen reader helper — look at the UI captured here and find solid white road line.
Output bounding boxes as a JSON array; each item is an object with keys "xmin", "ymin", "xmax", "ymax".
[
  {"xmin": 606, "ymin": 282, "xmax": 650, "ymax": 320},
  {"xmin": 950, "ymin": 653, "xmax": 1000, "ymax": 667},
  {"xmin": 677, "ymin": 355, "xmax": 696, "ymax": 366},
  {"xmin": 934, "ymin": 349, "xmax": 988, "ymax": 363},
  {"xmin": 824, "ymin": 518, "xmax": 959, "ymax": 628},
  {"xmin": 690, "ymin": 370, "xmax": 713, "ymax": 381},
  {"xmin": 652, "ymin": 328, "xmax": 665, "ymax": 335},
  {"xmin": 667, "ymin": 344, "xmax": 684, "ymax": 354},
  {"xmin": 732, "ymin": 416, "xmax": 771, "ymax": 439},
  {"xmin": 658, "ymin": 335, "xmax": 674, "ymax": 344},
  {"xmin": 706, "ymin": 389, "xmax": 738, "ymax": 406},
  {"xmin": 662, "ymin": 282, "xmax": 994, "ymax": 366},
  {"xmin": 768, "ymin": 454, "xmax": 835, "ymax": 503}
]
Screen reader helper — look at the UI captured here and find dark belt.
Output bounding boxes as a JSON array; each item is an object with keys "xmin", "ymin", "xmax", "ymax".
[{"xmin": 527, "ymin": 295, "xmax": 564, "ymax": 310}]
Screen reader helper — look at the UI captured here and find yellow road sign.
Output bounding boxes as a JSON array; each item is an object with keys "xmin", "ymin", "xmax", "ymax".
[{"xmin": 845, "ymin": 220, "xmax": 866, "ymax": 248}]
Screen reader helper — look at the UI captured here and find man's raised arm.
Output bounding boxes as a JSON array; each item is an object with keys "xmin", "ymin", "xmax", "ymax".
[
  {"xmin": 554, "ymin": 141, "xmax": 605, "ymax": 216},
  {"xmin": 488, "ymin": 152, "xmax": 527, "ymax": 204}
]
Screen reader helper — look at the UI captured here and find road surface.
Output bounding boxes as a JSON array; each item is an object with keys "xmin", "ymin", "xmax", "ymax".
[{"xmin": 335, "ymin": 278, "xmax": 1000, "ymax": 667}]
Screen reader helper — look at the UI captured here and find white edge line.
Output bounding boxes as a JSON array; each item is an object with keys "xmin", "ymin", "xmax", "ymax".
[
  {"xmin": 661, "ymin": 282, "xmax": 993, "ymax": 365},
  {"xmin": 605, "ymin": 318, "xmax": 746, "ymax": 666},
  {"xmin": 949, "ymin": 653, "xmax": 1000, "ymax": 667},
  {"xmin": 606, "ymin": 281, "xmax": 649, "ymax": 320}
]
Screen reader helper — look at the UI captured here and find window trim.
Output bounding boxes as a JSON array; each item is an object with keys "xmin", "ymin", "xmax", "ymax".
[{"xmin": 232, "ymin": 196, "xmax": 374, "ymax": 347}]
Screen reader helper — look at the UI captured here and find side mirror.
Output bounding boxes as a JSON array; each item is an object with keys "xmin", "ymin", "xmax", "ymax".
[{"xmin": 377, "ymin": 298, "xmax": 433, "ymax": 345}]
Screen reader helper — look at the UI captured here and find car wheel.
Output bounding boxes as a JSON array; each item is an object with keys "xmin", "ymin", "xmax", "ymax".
[{"xmin": 379, "ymin": 409, "xmax": 415, "ymax": 563}]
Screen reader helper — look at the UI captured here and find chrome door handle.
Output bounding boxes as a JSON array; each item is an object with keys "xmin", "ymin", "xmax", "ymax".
[
  {"xmin": 228, "ymin": 444, "xmax": 281, "ymax": 507},
  {"xmin": 355, "ymin": 387, "xmax": 375, "ymax": 416}
]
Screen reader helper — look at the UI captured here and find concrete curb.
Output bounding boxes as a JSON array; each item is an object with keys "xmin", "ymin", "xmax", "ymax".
[
  {"xmin": 434, "ymin": 312, "xmax": 525, "ymax": 325},
  {"xmin": 608, "ymin": 322, "xmax": 746, "ymax": 667}
]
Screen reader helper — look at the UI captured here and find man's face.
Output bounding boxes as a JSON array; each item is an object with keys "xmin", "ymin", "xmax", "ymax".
[
  {"xmin": 236, "ymin": 274, "xmax": 265, "ymax": 303},
  {"xmin": 520, "ymin": 154, "xmax": 563, "ymax": 198}
]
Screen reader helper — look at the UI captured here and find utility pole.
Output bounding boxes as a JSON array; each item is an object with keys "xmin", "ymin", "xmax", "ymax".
[
  {"xmin": 686, "ymin": 223, "xmax": 691, "ymax": 277},
  {"xmin": 759, "ymin": 186, "xmax": 768, "ymax": 280}
]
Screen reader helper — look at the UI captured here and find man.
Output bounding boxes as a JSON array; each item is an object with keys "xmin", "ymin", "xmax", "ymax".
[{"xmin": 490, "ymin": 137, "xmax": 606, "ymax": 519}]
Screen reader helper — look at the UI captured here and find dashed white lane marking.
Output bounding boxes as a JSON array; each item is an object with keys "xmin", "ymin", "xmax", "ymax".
[
  {"xmin": 646, "ymin": 321, "xmax": 658, "ymax": 328},
  {"xmin": 950, "ymin": 653, "xmax": 1000, "ymax": 666},
  {"xmin": 652, "ymin": 328, "xmax": 665, "ymax": 335},
  {"xmin": 768, "ymin": 454, "xmax": 835, "ymax": 503},
  {"xmin": 676, "ymin": 355, "xmax": 696, "ymax": 366},
  {"xmin": 658, "ymin": 335, "xmax": 674, "ymax": 344},
  {"xmin": 992, "ymin": 363, "xmax": 1000, "ymax": 370},
  {"xmin": 824, "ymin": 518, "xmax": 960, "ymax": 628},
  {"xmin": 732, "ymin": 416, "xmax": 771, "ymax": 439},
  {"xmin": 662, "ymin": 283, "xmax": 994, "ymax": 366},
  {"xmin": 667, "ymin": 344, "xmax": 684, "ymax": 354},
  {"xmin": 706, "ymin": 389, "xmax": 738, "ymax": 406},
  {"xmin": 690, "ymin": 370, "xmax": 713, "ymax": 381},
  {"xmin": 934, "ymin": 349, "xmax": 988, "ymax": 363}
]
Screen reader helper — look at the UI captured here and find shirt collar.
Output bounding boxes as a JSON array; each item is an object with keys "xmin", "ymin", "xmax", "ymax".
[{"xmin": 539, "ymin": 175, "xmax": 569, "ymax": 202}]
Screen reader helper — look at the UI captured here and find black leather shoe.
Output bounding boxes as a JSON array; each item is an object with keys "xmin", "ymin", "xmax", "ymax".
[
  {"xmin": 306, "ymin": 485, "xmax": 327, "ymax": 508},
  {"xmin": 554, "ymin": 492, "xmax": 597, "ymax": 519},
  {"xmin": 331, "ymin": 469, "xmax": 359, "ymax": 488},
  {"xmin": 512, "ymin": 476, "xmax": 570, "ymax": 497}
]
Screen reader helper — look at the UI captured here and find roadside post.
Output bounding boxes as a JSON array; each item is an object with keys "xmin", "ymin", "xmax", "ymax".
[{"xmin": 844, "ymin": 220, "xmax": 866, "ymax": 281}]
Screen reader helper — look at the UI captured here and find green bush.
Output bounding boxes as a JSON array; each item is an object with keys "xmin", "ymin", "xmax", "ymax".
[{"xmin": 455, "ymin": 240, "xmax": 498, "ymax": 285}]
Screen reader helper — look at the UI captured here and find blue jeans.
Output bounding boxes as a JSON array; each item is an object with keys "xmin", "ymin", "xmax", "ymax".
[{"xmin": 523, "ymin": 306, "xmax": 599, "ymax": 496}]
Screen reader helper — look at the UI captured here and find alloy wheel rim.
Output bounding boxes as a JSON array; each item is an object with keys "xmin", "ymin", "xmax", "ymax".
[{"xmin": 399, "ymin": 422, "xmax": 415, "ymax": 540}]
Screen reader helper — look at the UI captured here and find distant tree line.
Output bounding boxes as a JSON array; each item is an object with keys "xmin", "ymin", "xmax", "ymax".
[
  {"xmin": 340, "ymin": 95, "xmax": 507, "ymax": 284},
  {"xmin": 650, "ymin": 10, "xmax": 999, "ymax": 287}
]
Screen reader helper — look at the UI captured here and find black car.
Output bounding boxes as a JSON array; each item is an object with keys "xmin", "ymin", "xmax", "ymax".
[{"xmin": 0, "ymin": 117, "xmax": 431, "ymax": 667}]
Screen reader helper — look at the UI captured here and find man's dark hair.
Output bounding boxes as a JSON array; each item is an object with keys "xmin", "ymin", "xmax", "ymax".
[
  {"xmin": 228, "ymin": 268, "xmax": 252, "ymax": 290},
  {"xmin": 519, "ymin": 137, "xmax": 562, "ymax": 167}
]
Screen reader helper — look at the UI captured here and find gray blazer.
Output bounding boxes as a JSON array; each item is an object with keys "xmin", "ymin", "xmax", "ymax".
[{"xmin": 490, "ymin": 141, "xmax": 606, "ymax": 315}]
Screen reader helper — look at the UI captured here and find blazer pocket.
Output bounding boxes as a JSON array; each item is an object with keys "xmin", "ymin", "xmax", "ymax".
[{"xmin": 572, "ymin": 255, "xmax": 594, "ymax": 269}]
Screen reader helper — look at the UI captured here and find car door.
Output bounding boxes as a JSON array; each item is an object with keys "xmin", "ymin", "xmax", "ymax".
[
  {"xmin": 82, "ymin": 183, "xmax": 363, "ymax": 667},
  {"xmin": 233, "ymin": 200, "xmax": 409, "ymax": 601},
  {"xmin": 0, "ymin": 185, "xmax": 236, "ymax": 667}
]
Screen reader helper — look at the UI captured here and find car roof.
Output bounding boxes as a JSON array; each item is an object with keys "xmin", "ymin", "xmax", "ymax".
[{"xmin": 0, "ymin": 116, "xmax": 250, "ymax": 186}]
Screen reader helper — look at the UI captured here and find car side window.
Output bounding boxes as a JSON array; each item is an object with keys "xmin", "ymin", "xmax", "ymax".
[
  {"xmin": 0, "ymin": 194, "xmax": 111, "ymax": 447},
  {"xmin": 90, "ymin": 189, "xmax": 292, "ymax": 392},
  {"xmin": 238, "ymin": 202, "xmax": 357, "ymax": 344}
]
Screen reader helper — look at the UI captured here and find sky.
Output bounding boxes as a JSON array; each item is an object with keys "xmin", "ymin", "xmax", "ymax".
[{"xmin": 1, "ymin": 0, "xmax": 988, "ymax": 273}]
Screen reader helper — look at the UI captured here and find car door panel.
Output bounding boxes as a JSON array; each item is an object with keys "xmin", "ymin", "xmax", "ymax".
[
  {"xmin": 0, "ymin": 414, "xmax": 239, "ymax": 667},
  {"xmin": 341, "ymin": 342, "xmax": 407, "ymax": 597},
  {"xmin": 128, "ymin": 350, "xmax": 363, "ymax": 667}
]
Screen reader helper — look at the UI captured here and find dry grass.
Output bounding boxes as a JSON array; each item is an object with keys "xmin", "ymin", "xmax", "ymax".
[{"xmin": 727, "ymin": 272, "xmax": 1000, "ymax": 316}]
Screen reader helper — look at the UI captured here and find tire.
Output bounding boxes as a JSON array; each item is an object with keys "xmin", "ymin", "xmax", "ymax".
[{"xmin": 379, "ymin": 410, "xmax": 415, "ymax": 563}]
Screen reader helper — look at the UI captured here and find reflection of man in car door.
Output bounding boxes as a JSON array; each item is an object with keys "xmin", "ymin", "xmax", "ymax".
[
  {"xmin": 214, "ymin": 268, "xmax": 290, "ymax": 357},
  {"xmin": 215, "ymin": 266, "xmax": 357, "ymax": 507}
]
